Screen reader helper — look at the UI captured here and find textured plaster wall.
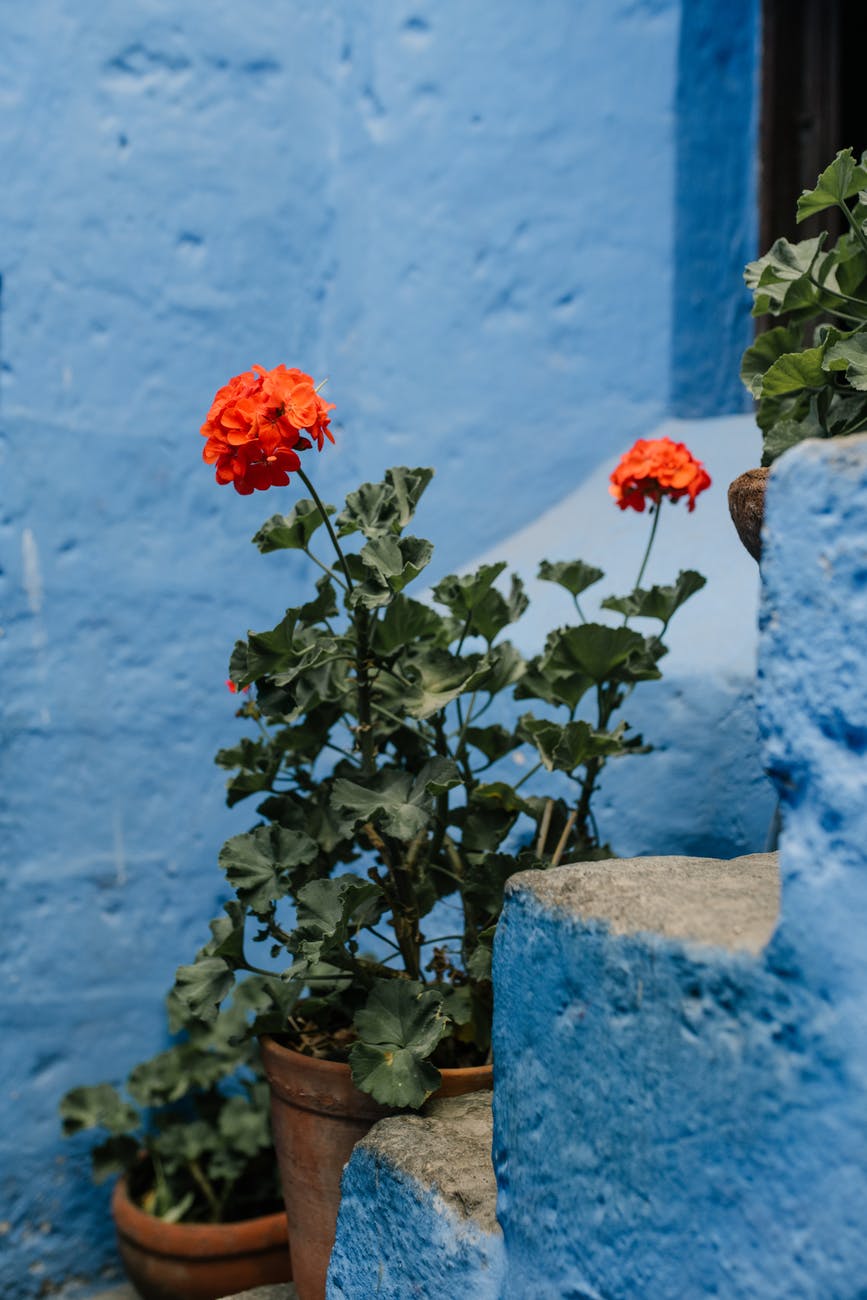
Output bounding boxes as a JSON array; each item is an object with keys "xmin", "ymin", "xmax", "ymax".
[
  {"xmin": 0, "ymin": 0, "xmax": 760, "ymax": 1291},
  {"xmin": 492, "ymin": 438, "xmax": 867, "ymax": 1298}
]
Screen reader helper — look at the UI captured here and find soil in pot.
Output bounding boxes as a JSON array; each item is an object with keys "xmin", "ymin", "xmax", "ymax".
[
  {"xmin": 111, "ymin": 1172, "xmax": 291, "ymax": 1300},
  {"xmin": 261, "ymin": 1034, "xmax": 493, "ymax": 1300}
]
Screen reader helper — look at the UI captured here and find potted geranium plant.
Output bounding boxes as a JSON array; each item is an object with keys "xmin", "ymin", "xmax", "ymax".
[
  {"xmin": 60, "ymin": 984, "xmax": 291, "ymax": 1300},
  {"xmin": 173, "ymin": 363, "xmax": 710, "ymax": 1299},
  {"xmin": 733, "ymin": 147, "xmax": 867, "ymax": 558}
]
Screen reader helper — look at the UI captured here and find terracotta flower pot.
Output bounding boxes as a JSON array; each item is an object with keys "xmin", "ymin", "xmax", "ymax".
[
  {"xmin": 727, "ymin": 467, "xmax": 769, "ymax": 562},
  {"xmin": 260, "ymin": 1035, "xmax": 493, "ymax": 1300},
  {"xmin": 111, "ymin": 1175, "xmax": 291, "ymax": 1300}
]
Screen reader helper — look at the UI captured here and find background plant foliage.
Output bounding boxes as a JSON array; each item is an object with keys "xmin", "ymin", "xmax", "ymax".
[
  {"xmin": 743, "ymin": 149, "xmax": 867, "ymax": 465},
  {"xmin": 60, "ymin": 986, "xmax": 281, "ymax": 1223},
  {"xmin": 174, "ymin": 467, "xmax": 703, "ymax": 1108}
]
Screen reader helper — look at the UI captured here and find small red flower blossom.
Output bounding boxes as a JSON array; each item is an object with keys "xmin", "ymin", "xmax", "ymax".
[
  {"xmin": 201, "ymin": 365, "xmax": 334, "ymax": 493},
  {"xmin": 609, "ymin": 437, "xmax": 711, "ymax": 513},
  {"xmin": 226, "ymin": 680, "xmax": 250, "ymax": 694}
]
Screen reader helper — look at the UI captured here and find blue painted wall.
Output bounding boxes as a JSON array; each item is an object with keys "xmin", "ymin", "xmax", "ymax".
[
  {"xmin": 0, "ymin": 0, "xmax": 762, "ymax": 1290},
  {"xmin": 671, "ymin": 0, "xmax": 760, "ymax": 416}
]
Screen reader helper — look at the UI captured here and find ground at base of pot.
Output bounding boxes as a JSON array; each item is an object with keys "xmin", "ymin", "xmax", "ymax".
[
  {"xmin": 63, "ymin": 1283, "xmax": 297, "ymax": 1300},
  {"xmin": 218, "ymin": 1287, "xmax": 297, "ymax": 1299}
]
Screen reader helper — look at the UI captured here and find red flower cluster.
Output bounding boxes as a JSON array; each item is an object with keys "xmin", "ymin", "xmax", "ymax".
[
  {"xmin": 201, "ymin": 365, "xmax": 335, "ymax": 495},
  {"xmin": 609, "ymin": 437, "xmax": 711, "ymax": 513}
]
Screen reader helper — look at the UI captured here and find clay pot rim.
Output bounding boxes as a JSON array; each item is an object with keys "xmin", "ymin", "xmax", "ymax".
[
  {"xmin": 260, "ymin": 1032, "xmax": 493, "ymax": 1087},
  {"xmin": 111, "ymin": 1174, "xmax": 287, "ymax": 1259}
]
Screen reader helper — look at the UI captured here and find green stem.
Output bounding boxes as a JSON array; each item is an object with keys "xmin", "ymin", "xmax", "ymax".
[
  {"xmin": 297, "ymin": 465, "xmax": 375, "ymax": 775},
  {"xmin": 633, "ymin": 498, "xmax": 663, "ymax": 594},
  {"xmin": 188, "ymin": 1159, "xmax": 222, "ymax": 1223},
  {"xmin": 367, "ymin": 926, "xmax": 402, "ymax": 952},
  {"xmin": 302, "ymin": 545, "xmax": 347, "ymax": 590},
  {"xmin": 805, "ymin": 273, "xmax": 867, "ymax": 317},
  {"xmin": 840, "ymin": 200, "xmax": 867, "ymax": 261},
  {"xmin": 512, "ymin": 758, "xmax": 544, "ymax": 791},
  {"xmin": 297, "ymin": 467, "xmax": 353, "ymax": 590}
]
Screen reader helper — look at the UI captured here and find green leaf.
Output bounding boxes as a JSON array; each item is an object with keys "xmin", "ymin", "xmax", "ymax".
[
  {"xmin": 235, "ymin": 972, "xmax": 299, "ymax": 1037},
  {"xmin": 431, "ymin": 563, "xmax": 511, "ymax": 639},
  {"xmin": 200, "ymin": 901, "xmax": 247, "ymax": 965},
  {"xmin": 600, "ymin": 570, "xmax": 706, "ymax": 625},
  {"xmin": 127, "ymin": 1045, "xmax": 223, "ymax": 1108},
  {"xmin": 294, "ymin": 875, "xmax": 380, "ymax": 943},
  {"xmin": 252, "ymin": 499, "xmax": 334, "ymax": 552},
  {"xmin": 242, "ymin": 618, "xmax": 339, "ymax": 689},
  {"xmin": 401, "ymin": 648, "xmax": 482, "ymax": 719},
  {"xmin": 153, "ymin": 1119, "xmax": 216, "ymax": 1166},
  {"xmin": 471, "ymin": 781, "xmax": 536, "ymax": 817},
  {"xmin": 796, "ymin": 149, "xmax": 867, "ymax": 222},
  {"xmin": 760, "ymin": 345, "xmax": 828, "ymax": 397},
  {"xmin": 173, "ymin": 957, "xmax": 235, "ymax": 1023},
  {"xmin": 154, "ymin": 1192, "xmax": 197, "ymax": 1225},
  {"xmin": 466, "ymin": 641, "xmax": 526, "ymax": 696},
  {"xmin": 464, "ymin": 724, "xmax": 520, "ymax": 764},
  {"xmin": 337, "ymin": 467, "xmax": 434, "ymax": 539},
  {"xmin": 349, "ymin": 980, "xmax": 448, "ymax": 1108},
  {"xmin": 289, "ymin": 876, "xmax": 383, "ymax": 979},
  {"xmin": 464, "ymin": 854, "xmax": 526, "ymax": 917},
  {"xmin": 217, "ymin": 1094, "xmax": 271, "ymax": 1158},
  {"xmin": 467, "ymin": 928, "xmax": 496, "ymax": 982},
  {"xmin": 421, "ymin": 756, "xmax": 463, "ymax": 796},
  {"xmin": 60, "ymin": 1085, "xmax": 139, "ymax": 1137},
  {"xmin": 518, "ymin": 714, "xmax": 630, "ymax": 773},
  {"xmin": 332, "ymin": 762, "xmax": 455, "ymax": 840},
  {"xmin": 351, "ymin": 536, "xmax": 434, "ymax": 608},
  {"xmin": 544, "ymin": 624, "xmax": 646, "ymax": 684},
  {"xmin": 740, "ymin": 326, "xmax": 804, "ymax": 398},
  {"xmin": 439, "ymin": 983, "xmax": 474, "ymax": 1027},
  {"xmin": 823, "ymin": 334, "xmax": 867, "ymax": 391},
  {"xmin": 761, "ymin": 417, "xmax": 817, "ymax": 465},
  {"xmin": 91, "ymin": 1136, "xmax": 140, "ymax": 1184},
  {"xmin": 513, "ymin": 655, "xmax": 591, "ymax": 710},
  {"xmin": 372, "ymin": 596, "xmax": 452, "ymax": 654},
  {"xmin": 219, "ymin": 826, "xmax": 319, "ymax": 912},
  {"xmin": 456, "ymin": 787, "xmax": 523, "ymax": 860},
  {"xmin": 537, "ymin": 559, "xmax": 604, "ymax": 598},
  {"xmin": 455, "ymin": 574, "xmax": 528, "ymax": 644},
  {"xmin": 298, "ymin": 575, "xmax": 339, "ymax": 624},
  {"xmin": 745, "ymin": 236, "xmax": 825, "ymax": 316}
]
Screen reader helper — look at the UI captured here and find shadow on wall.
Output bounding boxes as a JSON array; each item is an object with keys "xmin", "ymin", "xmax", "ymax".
[
  {"xmin": 462, "ymin": 413, "xmax": 776, "ymax": 859},
  {"xmin": 670, "ymin": 0, "xmax": 761, "ymax": 416}
]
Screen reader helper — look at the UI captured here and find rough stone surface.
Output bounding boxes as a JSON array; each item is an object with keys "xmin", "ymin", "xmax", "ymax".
[
  {"xmin": 327, "ymin": 1092, "xmax": 503, "ymax": 1299},
  {"xmin": 357, "ymin": 1092, "xmax": 498, "ymax": 1233},
  {"xmin": 493, "ymin": 436, "xmax": 867, "ymax": 1298},
  {"xmin": 0, "ymin": 2, "xmax": 763, "ymax": 1293},
  {"xmin": 510, "ymin": 851, "xmax": 779, "ymax": 955}
]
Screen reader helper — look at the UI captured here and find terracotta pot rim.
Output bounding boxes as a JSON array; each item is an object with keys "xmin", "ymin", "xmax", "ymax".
[
  {"xmin": 260, "ymin": 1035, "xmax": 355, "ymax": 1076},
  {"xmin": 261, "ymin": 1033, "xmax": 491, "ymax": 1080},
  {"xmin": 111, "ymin": 1175, "xmax": 287, "ymax": 1260}
]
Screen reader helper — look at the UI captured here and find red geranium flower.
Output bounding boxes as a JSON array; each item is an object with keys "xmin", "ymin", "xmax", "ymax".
[
  {"xmin": 609, "ymin": 437, "xmax": 711, "ymax": 513},
  {"xmin": 201, "ymin": 364, "xmax": 334, "ymax": 493}
]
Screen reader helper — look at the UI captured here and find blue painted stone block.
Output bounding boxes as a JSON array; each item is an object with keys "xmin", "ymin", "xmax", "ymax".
[
  {"xmin": 493, "ymin": 435, "xmax": 867, "ymax": 1298},
  {"xmin": 328, "ymin": 1094, "xmax": 504, "ymax": 1299}
]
